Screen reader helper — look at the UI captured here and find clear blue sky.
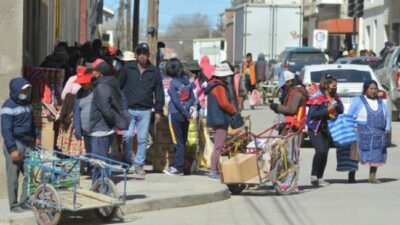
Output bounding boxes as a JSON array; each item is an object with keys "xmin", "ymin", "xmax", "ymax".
[{"xmin": 104, "ymin": 0, "xmax": 231, "ymax": 32}]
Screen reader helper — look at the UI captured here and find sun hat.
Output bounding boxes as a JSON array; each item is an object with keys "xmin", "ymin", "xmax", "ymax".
[
  {"xmin": 118, "ymin": 51, "xmax": 136, "ymax": 61},
  {"xmin": 284, "ymin": 71, "xmax": 295, "ymax": 82},
  {"xmin": 212, "ymin": 63, "xmax": 234, "ymax": 77}
]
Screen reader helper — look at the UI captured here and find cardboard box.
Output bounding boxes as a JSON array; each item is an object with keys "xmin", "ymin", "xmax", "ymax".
[
  {"xmin": 155, "ymin": 117, "xmax": 173, "ymax": 144},
  {"xmin": 220, "ymin": 154, "xmax": 259, "ymax": 183}
]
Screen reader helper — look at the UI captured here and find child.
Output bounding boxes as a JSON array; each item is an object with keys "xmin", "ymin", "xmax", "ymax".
[
  {"xmin": 163, "ymin": 58, "xmax": 195, "ymax": 176},
  {"xmin": 1, "ymin": 78, "xmax": 40, "ymax": 213}
]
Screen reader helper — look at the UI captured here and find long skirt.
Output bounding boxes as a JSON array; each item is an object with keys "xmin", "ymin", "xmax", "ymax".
[{"xmin": 336, "ymin": 145, "xmax": 358, "ymax": 172}]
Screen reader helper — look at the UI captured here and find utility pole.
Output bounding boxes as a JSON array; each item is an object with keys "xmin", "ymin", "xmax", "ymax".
[
  {"xmin": 147, "ymin": 0, "xmax": 159, "ymax": 64},
  {"xmin": 116, "ymin": 0, "xmax": 124, "ymax": 49},
  {"xmin": 133, "ymin": 0, "xmax": 140, "ymax": 49},
  {"xmin": 126, "ymin": 0, "xmax": 132, "ymax": 50}
]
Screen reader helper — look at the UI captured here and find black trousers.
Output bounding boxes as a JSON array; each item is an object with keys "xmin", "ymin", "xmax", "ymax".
[{"xmin": 308, "ymin": 129, "xmax": 330, "ymax": 178}]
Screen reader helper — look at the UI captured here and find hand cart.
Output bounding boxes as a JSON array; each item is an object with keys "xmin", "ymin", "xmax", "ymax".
[
  {"xmin": 258, "ymin": 80, "xmax": 280, "ymax": 104},
  {"xmin": 25, "ymin": 149, "xmax": 129, "ymax": 225},
  {"xmin": 219, "ymin": 122, "xmax": 302, "ymax": 195}
]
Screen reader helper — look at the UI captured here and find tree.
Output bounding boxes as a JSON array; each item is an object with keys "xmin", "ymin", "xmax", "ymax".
[{"xmin": 163, "ymin": 13, "xmax": 215, "ymax": 62}]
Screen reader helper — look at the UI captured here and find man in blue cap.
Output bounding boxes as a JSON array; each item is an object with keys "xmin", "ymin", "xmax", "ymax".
[{"xmin": 119, "ymin": 42, "xmax": 165, "ymax": 175}]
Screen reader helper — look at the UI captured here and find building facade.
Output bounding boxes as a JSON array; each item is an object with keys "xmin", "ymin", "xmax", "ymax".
[{"xmin": 360, "ymin": 0, "xmax": 400, "ymax": 55}]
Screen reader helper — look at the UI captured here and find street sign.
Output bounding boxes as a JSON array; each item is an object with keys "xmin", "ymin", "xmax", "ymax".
[{"xmin": 313, "ymin": 29, "xmax": 328, "ymax": 50}]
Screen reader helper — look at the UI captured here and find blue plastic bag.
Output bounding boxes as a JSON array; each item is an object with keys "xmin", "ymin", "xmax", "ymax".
[{"xmin": 328, "ymin": 114, "xmax": 357, "ymax": 146}]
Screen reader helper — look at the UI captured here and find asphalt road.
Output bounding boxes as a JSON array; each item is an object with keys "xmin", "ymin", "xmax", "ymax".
[{"xmin": 64, "ymin": 103, "xmax": 400, "ymax": 225}]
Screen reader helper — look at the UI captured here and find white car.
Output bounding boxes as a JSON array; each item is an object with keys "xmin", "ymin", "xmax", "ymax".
[{"xmin": 299, "ymin": 64, "xmax": 392, "ymax": 144}]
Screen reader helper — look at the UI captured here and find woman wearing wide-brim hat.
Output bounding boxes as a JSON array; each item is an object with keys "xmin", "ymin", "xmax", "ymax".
[{"xmin": 205, "ymin": 63, "xmax": 238, "ymax": 180}]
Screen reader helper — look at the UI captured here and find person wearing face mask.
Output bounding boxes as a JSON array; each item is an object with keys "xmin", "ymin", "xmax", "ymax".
[
  {"xmin": 1, "ymin": 78, "xmax": 40, "ymax": 213},
  {"xmin": 346, "ymin": 80, "xmax": 390, "ymax": 184},
  {"xmin": 306, "ymin": 74, "xmax": 343, "ymax": 187}
]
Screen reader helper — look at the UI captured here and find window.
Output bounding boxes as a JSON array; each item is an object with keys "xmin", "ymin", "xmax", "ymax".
[
  {"xmin": 310, "ymin": 70, "xmax": 372, "ymax": 83},
  {"xmin": 289, "ymin": 52, "xmax": 326, "ymax": 64}
]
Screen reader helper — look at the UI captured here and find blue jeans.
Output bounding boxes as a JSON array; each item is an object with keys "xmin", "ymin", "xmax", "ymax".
[
  {"xmin": 90, "ymin": 134, "xmax": 114, "ymax": 184},
  {"xmin": 122, "ymin": 109, "xmax": 152, "ymax": 166}
]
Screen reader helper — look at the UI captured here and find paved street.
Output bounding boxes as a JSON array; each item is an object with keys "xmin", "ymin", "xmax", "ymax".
[{"xmin": 65, "ymin": 103, "xmax": 400, "ymax": 225}]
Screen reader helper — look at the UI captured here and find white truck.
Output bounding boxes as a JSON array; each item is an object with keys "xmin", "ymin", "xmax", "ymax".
[
  {"xmin": 193, "ymin": 38, "xmax": 227, "ymax": 65},
  {"xmin": 234, "ymin": 3, "xmax": 302, "ymax": 64}
]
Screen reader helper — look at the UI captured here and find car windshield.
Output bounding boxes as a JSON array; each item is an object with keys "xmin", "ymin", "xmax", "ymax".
[
  {"xmin": 310, "ymin": 69, "xmax": 372, "ymax": 83},
  {"xmin": 289, "ymin": 52, "xmax": 326, "ymax": 63}
]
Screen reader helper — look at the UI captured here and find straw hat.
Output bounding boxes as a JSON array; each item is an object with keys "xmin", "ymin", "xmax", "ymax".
[
  {"xmin": 212, "ymin": 63, "xmax": 233, "ymax": 77},
  {"xmin": 118, "ymin": 51, "xmax": 136, "ymax": 61}
]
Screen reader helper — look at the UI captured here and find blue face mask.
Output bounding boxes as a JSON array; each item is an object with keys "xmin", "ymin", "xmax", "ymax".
[{"xmin": 18, "ymin": 94, "xmax": 29, "ymax": 101}]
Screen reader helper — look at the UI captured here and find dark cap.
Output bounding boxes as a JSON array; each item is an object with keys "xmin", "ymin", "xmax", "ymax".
[
  {"xmin": 85, "ymin": 58, "xmax": 110, "ymax": 75},
  {"xmin": 136, "ymin": 42, "xmax": 150, "ymax": 54}
]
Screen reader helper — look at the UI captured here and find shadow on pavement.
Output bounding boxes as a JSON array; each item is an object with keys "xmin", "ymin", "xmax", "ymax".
[{"xmin": 325, "ymin": 178, "xmax": 398, "ymax": 184}]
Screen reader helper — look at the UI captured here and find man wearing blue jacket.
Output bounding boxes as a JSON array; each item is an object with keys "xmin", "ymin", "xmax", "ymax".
[{"xmin": 1, "ymin": 78, "xmax": 40, "ymax": 213}]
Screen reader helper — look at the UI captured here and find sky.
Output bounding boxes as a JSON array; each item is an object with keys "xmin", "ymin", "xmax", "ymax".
[{"xmin": 104, "ymin": 0, "xmax": 232, "ymax": 32}]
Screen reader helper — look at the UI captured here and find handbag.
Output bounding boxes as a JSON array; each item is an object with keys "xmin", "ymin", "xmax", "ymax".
[
  {"xmin": 250, "ymin": 89, "xmax": 260, "ymax": 106},
  {"xmin": 230, "ymin": 113, "xmax": 245, "ymax": 129},
  {"xmin": 349, "ymin": 141, "xmax": 360, "ymax": 161},
  {"xmin": 328, "ymin": 114, "xmax": 357, "ymax": 146}
]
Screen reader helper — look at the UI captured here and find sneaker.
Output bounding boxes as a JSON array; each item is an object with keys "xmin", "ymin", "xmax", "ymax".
[
  {"xmin": 278, "ymin": 183, "xmax": 290, "ymax": 191},
  {"xmin": 10, "ymin": 206, "xmax": 24, "ymax": 213},
  {"xmin": 162, "ymin": 167, "xmax": 171, "ymax": 174},
  {"xmin": 310, "ymin": 175, "xmax": 319, "ymax": 186},
  {"xmin": 318, "ymin": 179, "xmax": 330, "ymax": 187},
  {"xmin": 134, "ymin": 165, "xmax": 146, "ymax": 176},
  {"xmin": 20, "ymin": 202, "xmax": 32, "ymax": 210},
  {"xmin": 164, "ymin": 167, "xmax": 183, "ymax": 176},
  {"xmin": 208, "ymin": 170, "xmax": 220, "ymax": 180}
]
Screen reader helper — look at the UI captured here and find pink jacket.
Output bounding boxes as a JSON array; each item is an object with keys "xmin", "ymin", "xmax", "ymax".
[{"xmin": 195, "ymin": 79, "xmax": 206, "ymax": 109}]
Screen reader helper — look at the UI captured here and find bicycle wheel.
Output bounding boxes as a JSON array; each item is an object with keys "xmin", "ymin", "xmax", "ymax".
[
  {"xmin": 92, "ymin": 178, "xmax": 120, "ymax": 222},
  {"xmin": 32, "ymin": 184, "xmax": 62, "ymax": 225},
  {"xmin": 270, "ymin": 158, "xmax": 299, "ymax": 195}
]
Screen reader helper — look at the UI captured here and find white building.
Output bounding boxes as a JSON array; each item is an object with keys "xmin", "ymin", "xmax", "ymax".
[{"xmin": 360, "ymin": 0, "xmax": 400, "ymax": 54}]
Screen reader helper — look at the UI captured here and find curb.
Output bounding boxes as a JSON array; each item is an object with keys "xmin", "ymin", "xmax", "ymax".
[
  {"xmin": 0, "ymin": 184, "xmax": 230, "ymax": 225},
  {"xmin": 122, "ymin": 185, "xmax": 230, "ymax": 214}
]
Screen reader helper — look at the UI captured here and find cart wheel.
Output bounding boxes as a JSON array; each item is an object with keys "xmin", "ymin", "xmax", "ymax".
[
  {"xmin": 32, "ymin": 184, "xmax": 62, "ymax": 225},
  {"xmin": 270, "ymin": 158, "xmax": 299, "ymax": 195},
  {"xmin": 227, "ymin": 184, "xmax": 246, "ymax": 195},
  {"xmin": 92, "ymin": 178, "xmax": 120, "ymax": 222}
]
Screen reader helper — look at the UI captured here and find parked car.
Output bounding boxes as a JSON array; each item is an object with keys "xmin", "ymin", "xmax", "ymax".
[
  {"xmin": 334, "ymin": 56, "xmax": 383, "ymax": 71},
  {"xmin": 375, "ymin": 46, "xmax": 400, "ymax": 121},
  {"xmin": 300, "ymin": 64, "xmax": 392, "ymax": 145},
  {"xmin": 276, "ymin": 47, "xmax": 328, "ymax": 74}
]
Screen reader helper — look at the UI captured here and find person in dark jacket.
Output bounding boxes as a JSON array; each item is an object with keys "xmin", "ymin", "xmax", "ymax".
[
  {"xmin": 1, "ymin": 78, "xmax": 40, "ymax": 213},
  {"xmin": 162, "ymin": 58, "xmax": 195, "ymax": 176},
  {"xmin": 119, "ymin": 42, "xmax": 165, "ymax": 175},
  {"xmin": 306, "ymin": 74, "xmax": 344, "ymax": 187},
  {"xmin": 40, "ymin": 45, "xmax": 73, "ymax": 86},
  {"xmin": 206, "ymin": 63, "xmax": 238, "ymax": 180},
  {"xmin": 83, "ymin": 58, "xmax": 125, "ymax": 183}
]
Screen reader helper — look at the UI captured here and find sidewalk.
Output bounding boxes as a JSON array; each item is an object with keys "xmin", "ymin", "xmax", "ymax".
[{"xmin": 0, "ymin": 173, "xmax": 230, "ymax": 225}]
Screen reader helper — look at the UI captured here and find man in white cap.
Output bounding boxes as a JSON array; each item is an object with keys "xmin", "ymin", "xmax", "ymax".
[{"xmin": 269, "ymin": 70, "xmax": 308, "ymax": 190}]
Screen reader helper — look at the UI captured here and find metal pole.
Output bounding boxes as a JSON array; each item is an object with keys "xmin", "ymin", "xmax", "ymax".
[
  {"xmin": 126, "ymin": 0, "xmax": 132, "ymax": 50},
  {"xmin": 353, "ymin": 17, "xmax": 357, "ymax": 50},
  {"xmin": 133, "ymin": 0, "xmax": 140, "ymax": 49}
]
